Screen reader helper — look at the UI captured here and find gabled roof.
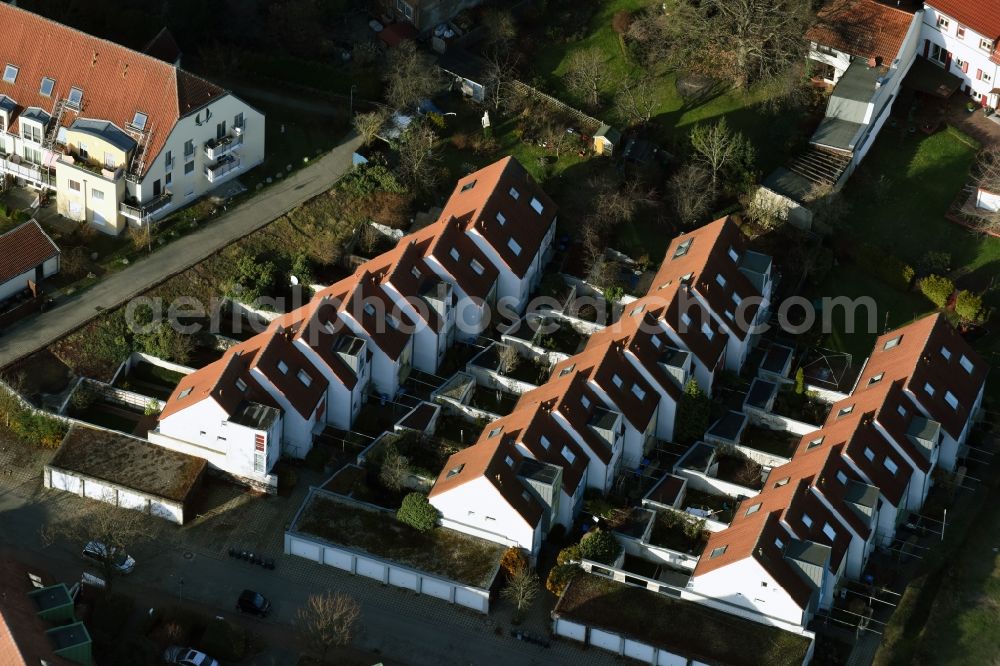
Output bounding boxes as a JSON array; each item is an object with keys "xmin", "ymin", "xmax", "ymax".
[
  {"xmin": 0, "ymin": 220, "xmax": 59, "ymax": 286},
  {"xmin": 926, "ymin": 0, "xmax": 1000, "ymax": 43},
  {"xmin": 569, "ymin": 334, "xmax": 660, "ymax": 432},
  {"xmin": 377, "ymin": 238, "xmax": 446, "ymax": 332},
  {"xmin": 439, "ymin": 157, "xmax": 557, "ymax": 278},
  {"xmin": 588, "ymin": 308, "xmax": 684, "ymax": 403},
  {"xmin": 429, "ymin": 426, "xmax": 544, "ymax": 528},
  {"xmin": 417, "ymin": 215, "xmax": 499, "ymax": 302},
  {"xmin": 283, "ymin": 299, "xmax": 359, "ymax": 391},
  {"xmin": 652, "ymin": 217, "xmax": 762, "ymax": 342},
  {"xmin": 630, "ymin": 286, "xmax": 728, "ymax": 369},
  {"xmin": 0, "ymin": 3, "xmax": 226, "ymax": 176},
  {"xmin": 806, "ymin": 0, "xmax": 916, "ymax": 63},
  {"xmin": 0, "ymin": 559, "xmax": 75, "ymax": 666},
  {"xmin": 332, "ymin": 270, "xmax": 415, "ymax": 361},
  {"xmin": 251, "ymin": 327, "xmax": 329, "ymax": 420},
  {"xmin": 858, "ymin": 313, "xmax": 987, "ymax": 439}
]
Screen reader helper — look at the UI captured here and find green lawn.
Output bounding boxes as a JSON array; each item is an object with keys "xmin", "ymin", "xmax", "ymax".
[{"xmin": 528, "ymin": 0, "xmax": 817, "ymax": 173}]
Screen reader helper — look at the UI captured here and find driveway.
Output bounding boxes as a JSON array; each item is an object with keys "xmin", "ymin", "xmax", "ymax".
[
  {"xmin": 0, "ymin": 440, "xmax": 621, "ymax": 666},
  {"xmin": 0, "ymin": 131, "xmax": 364, "ymax": 369}
]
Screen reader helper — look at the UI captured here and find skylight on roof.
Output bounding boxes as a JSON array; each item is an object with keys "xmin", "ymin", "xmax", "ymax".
[
  {"xmin": 3, "ymin": 65, "xmax": 18, "ymax": 84},
  {"xmin": 67, "ymin": 86, "xmax": 83, "ymax": 108},
  {"xmin": 131, "ymin": 111, "xmax": 148, "ymax": 131},
  {"xmin": 709, "ymin": 545, "xmax": 727, "ymax": 559},
  {"xmin": 178, "ymin": 387, "xmax": 193, "ymax": 399},
  {"xmin": 883, "ymin": 335, "xmax": 901, "ymax": 350},
  {"xmin": 461, "ymin": 179, "xmax": 476, "ymax": 192},
  {"xmin": 446, "ymin": 463, "xmax": 465, "ymax": 478},
  {"xmin": 673, "ymin": 238, "xmax": 693, "ymax": 259},
  {"xmin": 39, "ymin": 76, "xmax": 55, "ymax": 97},
  {"xmin": 488, "ymin": 426, "xmax": 503, "ymax": 438},
  {"xmin": 559, "ymin": 364, "xmax": 575, "ymax": 377}
]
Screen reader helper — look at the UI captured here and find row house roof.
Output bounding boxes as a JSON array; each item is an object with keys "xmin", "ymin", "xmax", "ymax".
[
  {"xmin": 806, "ymin": 0, "xmax": 916, "ymax": 64},
  {"xmin": 0, "ymin": 3, "xmax": 227, "ymax": 177},
  {"xmin": 0, "ymin": 220, "xmax": 59, "ymax": 286},
  {"xmin": 926, "ymin": 0, "xmax": 1000, "ymax": 44}
]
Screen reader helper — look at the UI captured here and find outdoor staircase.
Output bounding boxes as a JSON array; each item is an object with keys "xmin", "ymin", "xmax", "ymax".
[{"xmin": 786, "ymin": 147, "xmax": 852, "ymax": 189}]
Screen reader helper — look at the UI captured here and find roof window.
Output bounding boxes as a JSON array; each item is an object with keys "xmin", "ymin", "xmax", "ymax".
[
  {"xmin": 883, "ymin": 335, "xmax": 901, "ymax": 350},
  {"xmin": 178, "ymin": 387, "xmax": 193, "ymax": 399},
  {"xmin": 39, "ymin": 76, "xmax": 55, "ymax": 97},
  {"xmin": 131, "ymin": 111, "xmax": 148, "ymax": 131},
  {"xmin": 673, "ymin": 238, "xmax": 693, "ymax": 259},
  {"xmin": 461, "ymin": 180, "xmax": 476, "ymax": 192},
  {"xmin": 530, "ymin": 197, "xmax": 543, "ymax": 214},
  {"xmin": 3, "ymin": 65, "xmax": 18, "ymax": 84},
  {"xmin": 709, "ymin": 545, "xmax": 727, "ymax": 559},
  {"xmin": 67, "ymin": 86, "xmax": 83, "ymax": 109},
  {"xmin": 446, "ymin": 464, "xmax": 465, "ymax": 478}
]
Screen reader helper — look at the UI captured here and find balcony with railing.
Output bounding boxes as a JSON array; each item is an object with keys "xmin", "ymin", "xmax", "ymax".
[
  {"xmin": 204, "ymin": 154, "xmax": 241, "ymax": 183},
  {"xmin": 58, "ymin": 152, "xmax": 123, "ymax": 182},
  {"xmin": 0, "ymin": 152, "xmax": 56, "ymax": 188},
  {"xmin": 204, "ymin": 129, "xmax": 244, "ymax": 161},
  {"xmin": 119, "ymin": 191, "xmax": 173, "ymax": 221}
]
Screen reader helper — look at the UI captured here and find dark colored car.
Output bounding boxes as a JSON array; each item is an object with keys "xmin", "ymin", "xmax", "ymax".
[{"xmin": 236, "ymin": 589, "xmax": 271, "ymax": 617}]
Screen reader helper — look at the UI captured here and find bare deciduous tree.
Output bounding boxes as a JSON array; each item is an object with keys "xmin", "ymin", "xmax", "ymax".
[
  {"xmin": 128, "ymin": 223, "xmax": 152, "ymax": 253},
  {"xmin": 741, "ymin": 187, "xmax": 789, "ymax": 232},
  {"xmin": 501, "ymin": 564, "xmax": 540, "ymax": 617},
  {"xmin": 614, "ymin": 75, "xmax": 657, "ymax": 126},
  {"xmin": 353, "ymin": 110, "xmax": 386, "ymax": 146},
  {"xmin": 297, "ymin": 591, "xmax": 362, "ymax": 661},
  {"xmin": 398, "ymin": 123, "xmax": 441, "ymax": 192},
  {"xmin": 669, "ymin": 163, "xmax": 716, "ymax": 228},
  {"xmin": 497, "ymin": 344, "xmax": 521, "ymax": 376},
  {"xmin": 690, "ymin": 118, "xmax": 753, "ymax": 192},
  {"xmin": 482, "ymin": 7, "xmax": 517, "ymax": 45},
  {"xmin": 358, "ymin": 222, "xmax": 382, "ymax": 255},
  {"xmin": 673, "ymin": 0, "xmax": 814, "ymax": 90},
  {"xmin": 563, "ymin": 48, "xmax": 610, "ymax": 109},
  {"xmin": 383, "ymin": 41, "xmax": 443, "ymax": 110},
  {"xmin": 482, "ymin": 47, "xmax": 521, "ymax": 113},
  {"xmin": 44, "ymin": 494, "xmax": 156, "ymax": 593},
  {"xmin": 379, "ymin": 443, "xmax": 410, "ymax": 492}
]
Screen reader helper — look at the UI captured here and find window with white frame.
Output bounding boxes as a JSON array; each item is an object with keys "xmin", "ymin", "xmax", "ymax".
[
  {"xmin": 960, "ymin": 355, "xmax": 974, "ymax": 373},
  {"xmin": 944, "ymin": 391, "xmax": 958, "ymax": 409},
  {"xmin": 104, "ymin": 152, "xmax": 116, "ymax": 169},
  {"xmin": 884, "ymin": 335, "xmax": 901, "ymax": 350},
  {"xmin": 981, "ymin": 37, "xmax": 994, "ymax": 52},
  {"xmin": 131, "ymin": 112, "xmax": 148, "ymax": 131},
  {"xmin": 868, "ymin": 372, "xmax": 884, "ymax": 386},
  {"xmin": 184, "ymin": 139, "xmax": 194, "ymax": 157},
  {"xmin": 709, "ymin": 545, "xmax": 727, "ymax": 559},
  {"xmin": 23, "ymin": 146, "xmax": 41, "ymax": 164},
  {"xmin": 396, "ymin": 0, "xmax": 413, "ymax": 19},
  {"xmin": 530, "ymin": 197, "xmax": 544, "ymax": 214},
  {"xmin": 2, "ymin": 64, "xmax": 17, "ymax": 84},
  {"xmin": 956, "ymin": 25, "xmax": 966, "ymax": 39},
  {"xmin": 39, "ymin": 76, "xmax": 55, "ymax": 97},
  {"xmin": 745, "ymin": 503, "xmax": 762, "ymax": 516},
  {"xmin": 937, "ymin": 16, "xmax": 950, "ymax": 30},
  {"xmin": 21, "ymin": 122, "xmax": 40, "ymax": 143},
  {"xmin": 884, "ymin": 457, "xmax": 899, "ymax": 475},
  {"xmin": 67, "ymin": 86, "xmax": 83, "ymax": 108},
  {"xmin": 838, "ymin": 405, "xmax": 854, "ymax": 417},
  {"xmin": 822, "ymin": 523, "xmax": 837, "ymax": 540},
  {"xmin": 68, "ymin": 180, "xmax": 81, "ymax": 192},
  {"xmin": 507, "ymin": 238, "xmax": 522, "ymax": 256},
  {"xmin": 984, "ymin": 72, "xmax": 994, "ymax": 84},
  {"xmin": 90, "ymin": 189, "xmax": 104, "ymax": 201}
]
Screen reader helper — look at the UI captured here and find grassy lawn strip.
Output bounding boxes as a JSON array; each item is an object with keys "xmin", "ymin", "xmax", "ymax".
[
  {"xmin": 294, "ymin": 492, "xmax": 504, "ymax": 588},
  {"xmin": 556, "ymin": 574, "xmax": 810, "ymax": 666}
]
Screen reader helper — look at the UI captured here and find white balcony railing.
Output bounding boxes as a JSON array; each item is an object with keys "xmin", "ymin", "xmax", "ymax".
[
  {"xmin": 119, "ymin": 191, "xmax": 173, "ymax": 221},
  {"xmin": 204, "ymin": 130, "xmax": 244, "ymax": 161},
  {"xmin": 204, "ymin": 155, "xmax": 241, "ymax": 183}
]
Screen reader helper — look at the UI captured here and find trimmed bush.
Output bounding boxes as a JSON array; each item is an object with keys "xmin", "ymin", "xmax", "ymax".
[
  {"xmin": 500, "ymin": 546, "xmax": 528, "ymax": 575},
  {"xmin": 919, "ymin": 275, "xmax": 955, "ymax": 308},
  {"xmin": 396, "ymin": 492, "xmax": 440, "ymax": 532},
  {"xmin": 556, "ymin": 544, "xmax": 582, "ymax": 566},
  {"xmin": 954, "ymin": 290, "xmax": 985, "ymax": 324},
  {"xmin": 578, "ymin": 528, "xmax": 620, "ymax": 565},
  {"xmin": 853, "ymin": 243, "xmax": 915, "ymax": 291},
  {"xmin": 546, "ymin": 563, "xmax": 580, "ymax": 596}
]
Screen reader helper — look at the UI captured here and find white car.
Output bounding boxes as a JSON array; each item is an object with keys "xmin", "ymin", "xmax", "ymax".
[
  {"xmin": 81, "ymin": 541, "xmax": 135, "ymax": 574},
  {"xmin": 164, "ymin": 646, "xmax": 220, "ymax": 666}
]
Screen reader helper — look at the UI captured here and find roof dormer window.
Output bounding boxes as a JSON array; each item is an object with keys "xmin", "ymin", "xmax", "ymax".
[
  {"xmin": 868, "ymin": 372, "xmax": 884, "ymax": 386},
  {"xmin": 461, "ymin": 179, "xmax": 476, "ymax": 192},
  {"xmin": 807, "ymin": 436, "xmax": 824, "ymax": 450},
  {"xmin": 488, "ymin": 426, "xmax": 503, "ymax": 438},
  {"xmin": 837, "ymin": 405, "xmax": 854, "ymax": 418},
  {"xmin": 131, "ymin": 111, "xmax": 148, "ymax": 131},
  {"xmin": 2, "ymin": 65, "xmax": 18, "ymax": 84},
  {"xmin": 39, "ymin": 76, "xmax": 55, "ymax": 97},
  {"xmin": 559, "ymin": 364, "xmax": 575, "ymax": 377}
]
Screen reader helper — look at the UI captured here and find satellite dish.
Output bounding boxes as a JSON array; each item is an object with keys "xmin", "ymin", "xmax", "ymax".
[{"xmin": 290, "ymin": 275, "xmax": 300, "ymax": 286}]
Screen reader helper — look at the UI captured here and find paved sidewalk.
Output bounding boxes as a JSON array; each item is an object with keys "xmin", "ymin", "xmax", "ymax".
[{"xmin": 0, "ymin": 131, "xmax": 364, "ymax": 368}]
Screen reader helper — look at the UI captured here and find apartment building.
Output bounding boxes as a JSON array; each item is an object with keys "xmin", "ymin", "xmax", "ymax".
[
  {"xmin": 922, "ymin": 0, "xmax": 1000, "ymax": 108},
  {"xmin": 0, "ymin": 4, "xmax": 264, "ymax": 234}
]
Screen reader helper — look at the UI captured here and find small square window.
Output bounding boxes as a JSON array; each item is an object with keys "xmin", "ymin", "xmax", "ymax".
[
  {"xmin": 802, "ymin": 513, "xmax": 813, "ymax": 528},
  {"xmin": 68, "ymin": 180, "xmax": 81, "ymax": 192},
  {"xmin": 178, "ymin": 387, "xmax": 193, "ymax": 399},
  {"xmin": 774, "ymin": 477, "xmax": 790, "ymax": 488},
  {"xmin": 924, "ymin": 382, "xmax": 935, "ymax": 397},
  {"xmin": 728, "ymin": 247, "xmax": 739, "ymax": 262},
  {"xmin": 530, "ymin": 197, "xmax": 544, "ymax": 214},
  {"xmin": 838, "ymin": 405, "xmax": 854, "ymax": 418},
  {"xmin": 945, "ymin": 391, "xmax": 958, "ymax": 409},
  {"xmin": 297, "ymin": 369, "xmax": 312, "ymax": 387},
  {"xmin": 884, "ymin": 457, "xmax": 899, "ymax": 475},
  {"xmin": 774, "ymin": 537, "xmax": 784, "ymax": 550},
  {"xmin": 807, "ymin": 436, "xmax": 824, "ymax": 450},
  {"xmin": 863, "ymin": 447, "xmax": 875, "ymax": 461},
  {"xmin": 90, "ymin": 189, "xmax": 104, "ymax": 201},
  {"xmin": 631, "ymin": 384, "xmax": 646, "ymax": 400},
  {"xmin": 446, "ymin": 464, "xmax": 465, "ymax": 478},
  {"xmin": 562, "ymin": 446, "xmax": 576, "ymax": 464},
  {"xmin": 505, "ymin": 455, "xmax": 514, "ymax": 467},
  {"xmin": 868, "ymin": 372, "xmax": 884, "ymax": 386},
  {"xmin": 612, "ymin": 374, "xmax": 623, "ymax": 388},
  {"xmin": 2, "ymin": 64, "xmax": 18, "ymax": 84},
  {"xmin": 471, "ymin": 259, "xmax": 485, "ymax": 275},
  {"xmin": 745, "ymin": 503, "xmax": 761, "ymax": 516},
  {"xmin": 184, "ymin": 161, "xmax": 194, "ymax": 174},
  {"xmin": 540, "ymin": 435, "xmax": 551, "ymax": 450},
  {"xmin": 897, "ymin": 404, "xmax": 907, "ymax": 418},
  {"xmin": 236, "ymin": 378, "xmax": 248, "ymax": 392},
  {"xmin": 489, "ymin": 426, "xmax": 503, "ymax": 438},
  {"xmin": 836, "ymin": 470, "xmax": 848, "ymax": 485},
  {"xmin": 715, "ymin": 274, "xmax": 726, "ymax": 288},
  {"xmin": 732, "ymin": 292, "xmax": 742, "ymax": 306},
  {"xmin": 701, "ymin": 322, "xmax": 713, "ymax": 340},
  {"xmin": 673, "ymin": 239, "xmax": 693, "ymax": 259},
  {"xmin": 822, "ymin": 522, "xmax": 837, "ymax": 540},
  {"xmin": 631, "ymin": 305, "xmax": 645, "ymax": 317},
  {"xmin": 960, "ymin": 355, "xmax": 974, "ymax": 373},
  {"xmin": 581, "ymin": 395, "xmax": 591, "ymax": 409},
  {"xmin": 940, "ymin": 346, "xmax": 952, "ymax": 360},
  {"xmin": 410, "ymin": 266, "xmax": 421, "ymax": 279},
  {"xmin": 461, "ymin": 179, "xmax": 476, "ymax": 192},
  {"xmin": 560, "ymin": 363, "xmax": 575, "ymax": 377},
  {"xmin": 68, "ymin": 86, "xmax": 83, "ymax": 107},
  {"xmin": 39, "ymin": 76, "xmax": 55, "ymax": 97}
]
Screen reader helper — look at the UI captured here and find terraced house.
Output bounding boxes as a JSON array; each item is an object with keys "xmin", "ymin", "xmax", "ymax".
[{"xmin": 0, "ymin": 3, "xmax": 264, "ymax": 234}]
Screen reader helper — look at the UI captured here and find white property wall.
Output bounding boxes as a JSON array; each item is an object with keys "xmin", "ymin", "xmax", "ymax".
[
  {"xmin": 44, "ymin": 466, "xmax": 187, "ymax": 524},
  {"xmin": 284, "ymin": 530, "xmax": 495, "ymax": 613}
]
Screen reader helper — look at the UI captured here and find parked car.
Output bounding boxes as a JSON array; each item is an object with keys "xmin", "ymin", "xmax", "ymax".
[
  {"xmin": 81, "ymin": 541, "xmax": 135, "ymax": 574},
  {"xmin": 163, "ymin": 646, "xmax": 219, "ymax": 666},
  {"xmin": 236, "ymin": 589, "xmax": 271, "ymax": 617}
]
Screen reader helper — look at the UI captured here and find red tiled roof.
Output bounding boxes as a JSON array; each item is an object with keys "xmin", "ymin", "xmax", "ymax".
[
  {"xmin": 0, "ymin": 559, "xmax": 74, "ymax": 666},
  {"xmin": 0, "ymin": 220, "xmax": 59, "ymax": 286},
  {"xmin": 418, "ymin": 215, "xmax": 499, "ymax": 302},
  {"xmin": 926, "ymin": 0, "xmax": 1000, "ymax": 43},
  {"xmin": 440, "ymin": 157, "xmax": 557, "ymax": 279},
  {"xmin": 0, "ymin": 4, "xmax": 226, "ymax": 177},
  {"xmin": 806, "ymin": 0, "xmax": 916, "ymax": 62},
  {"xmin": 858, "ymin": 313, "xmax": 988, "ymax": 439},
  {"xmin": 251, "ymin": 327, "xmax": 329, "ymax": 420}
]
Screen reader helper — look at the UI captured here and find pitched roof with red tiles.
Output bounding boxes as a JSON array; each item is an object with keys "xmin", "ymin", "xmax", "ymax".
[
  {"xmin": 272, "ymin": 298, "xmax": 360, "ymax": 391},
  {"xmin": 340, "ymin": 270, "xmax": 415, "ymax": 361},
  {"xmin": 0, "ymin": 220, "xmax": 59, "ymax": 286},
  {"xmin": 0, "ymin": 3, "xmax": 226, "ymax": 177},
  {"xmin": 429, "ymin": 424, "xmax": 544, "ymax": 528},
  {"xmin": 0, "ymin": 560, "xmax": 74, "ymax": 666},
  {"xmin": 414, "ymin": 216, "xmax": 499, "ymax": 302},
  {"xmin": 628, "ymin": 287, "xmax": 728, "ymax": 369},
  {"xmin": 251, "ymin": 327, "xmax": 329, "ymax": 420},
  {"xmin": 439, "ymin": 157, "xmax": 557, "ymax": 278},
  {"xmin": 652, "ymin": 217, "xmax": 762, "ymax": 342},
  {"xmin": 926, "ymin": 0, "xmax": 1000, "ymax": 43},
  {"xmin": 587, "ymin": 308, "xmax": 684, "ymax": 403},
  {"xmin": 379, "ymin": 238, "xmax": 448, "ymax": 332},
  {"xmin": 806, "ymin": 0, "xmax": 917, "ymax": 63},
  {"xmin": 858, "ymin": 313, "xmax": 988, "ymax": 440}
]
